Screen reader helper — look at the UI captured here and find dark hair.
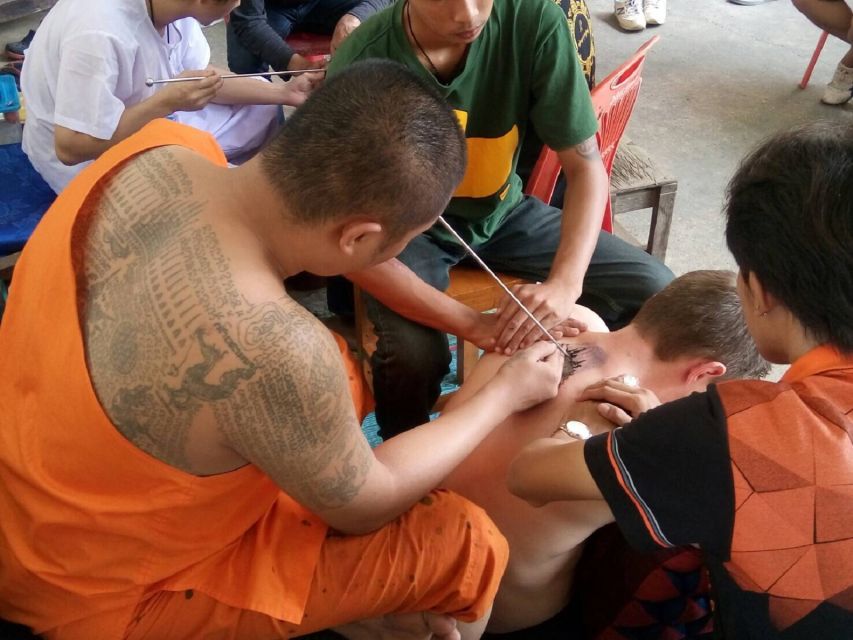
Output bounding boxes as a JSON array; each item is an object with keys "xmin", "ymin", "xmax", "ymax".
[
  {"xmin": 633, "ymin": 270, "xmax": 770, "ymax": 379},
  {"xmin": 261, "ymin": 59, "xmax": 467, "ymax": 238},
  {"xmin": 725, "ymin": 121, "xmax": 853, "ymax": 352}
]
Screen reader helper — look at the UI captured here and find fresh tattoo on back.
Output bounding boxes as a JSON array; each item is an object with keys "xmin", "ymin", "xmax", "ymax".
[
  {"xmin": 560, "ymin": 344, "xmax": 607, "ymax": 379},
  {"xmin": 73, "ymin": 148, "xmax": 373, "ymax": 511}
]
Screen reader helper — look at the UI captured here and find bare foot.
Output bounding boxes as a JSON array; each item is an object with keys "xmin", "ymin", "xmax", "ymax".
[{"xmin": 334, "ymin": 612, "xmax": 460, "ymax": 640}]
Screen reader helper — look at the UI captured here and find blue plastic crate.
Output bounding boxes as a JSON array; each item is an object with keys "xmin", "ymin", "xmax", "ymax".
[{"xmin": 0, "ymin": 75, "xmax": 20, "ymax": 114}]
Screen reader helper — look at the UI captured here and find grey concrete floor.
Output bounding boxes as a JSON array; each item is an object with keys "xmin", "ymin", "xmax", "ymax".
[
  {"xmin": 2, "ymin": 0, "xmax": 850, "ymax": 277},
  {"xmin": 585, "ymin": 0, "xmax": 852, "ymax": 277}
]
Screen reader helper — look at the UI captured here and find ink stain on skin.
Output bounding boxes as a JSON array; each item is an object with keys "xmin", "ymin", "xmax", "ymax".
[
  {"xmin": 559, "ymin": 344, "xmax": 607, "ymax": 380},
  {"xmin": 561, "ymin": 346, "xmax": 587, "ymax": 380}
]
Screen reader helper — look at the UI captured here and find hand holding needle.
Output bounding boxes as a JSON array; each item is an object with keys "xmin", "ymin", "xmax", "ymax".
[
  {"xmin": 145, "ymin": 68, "xmax": 327, "ymax": 87},
  {"xmin": 435, "ymin": 215, "xmax": 577, "ymax": 376}
]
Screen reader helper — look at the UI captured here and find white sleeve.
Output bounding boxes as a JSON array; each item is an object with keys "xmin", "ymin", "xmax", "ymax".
[
  {"xmin": 53, "ymin": 32, "xmax": 128, "ymax": 141},
  {"xmin": 177, "ymin": 19, "xmax": 211, "ymax": 72}
]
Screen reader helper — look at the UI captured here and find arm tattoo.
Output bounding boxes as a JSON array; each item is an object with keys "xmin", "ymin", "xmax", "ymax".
[
  {"xmin": 208, "ymin": 303, "xmax": 373, "ymax": 510},
  {"xmin": 75, "ymin": 148, "xmax": 373, "ymax": 510}
]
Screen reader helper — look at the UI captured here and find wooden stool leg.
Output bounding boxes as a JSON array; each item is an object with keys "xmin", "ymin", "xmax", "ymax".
[
  {"xmin": 353, "ymin": 285, "xmax": 376, "ymax": 396},
  {"xmin": 457, "ymin": 338, "xmax": 481, "ymax": 386},
  {"xmin": 647, "ymin": 182, "xmax": 676, "ymax": 262}
]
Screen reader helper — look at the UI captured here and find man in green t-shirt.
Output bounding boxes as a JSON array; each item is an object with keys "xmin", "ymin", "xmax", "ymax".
[{"xmin": 329, "ymin": 0, "xmax": 674, "ymax": 439}]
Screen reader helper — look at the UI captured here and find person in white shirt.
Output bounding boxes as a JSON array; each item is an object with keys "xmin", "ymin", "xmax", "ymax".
[{"xmin": 22, "ymin": 0, "xmax": 318, "ymax": 193}]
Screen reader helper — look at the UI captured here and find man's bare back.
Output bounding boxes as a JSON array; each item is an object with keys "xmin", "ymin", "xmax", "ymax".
[
  {"xmin": 442, "ymin": 323, "xmax": 631, "ymax": 633},
  {"xmin": 443, "ymin": 270, "xmax": 764, "ymax": 634}
]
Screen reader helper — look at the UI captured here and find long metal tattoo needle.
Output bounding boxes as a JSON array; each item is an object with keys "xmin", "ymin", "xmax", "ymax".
[
  {"xmin": 436, "ymin": 215, "xmax": 572, "ymax": 360},
  {"xmin": 145, "ymin": 68, "xmax": 326, "ymax": 87}
]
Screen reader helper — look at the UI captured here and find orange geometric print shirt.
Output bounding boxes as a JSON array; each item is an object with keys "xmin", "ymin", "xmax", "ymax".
[
  {"xmin": 585, "ymin": 345, "xmax": 853, "ymax": 638},
  {"xmin": 721, "ymin": 345, "xmax": 853, "ymax": 633}
]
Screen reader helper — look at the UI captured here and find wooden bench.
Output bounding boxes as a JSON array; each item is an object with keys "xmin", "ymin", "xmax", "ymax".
[{"xmin": 610, "ymin": 139, "xmax": 677, "ymax": 262}]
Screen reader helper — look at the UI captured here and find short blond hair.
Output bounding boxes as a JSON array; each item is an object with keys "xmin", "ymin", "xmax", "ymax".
[{"xmin": 632, "ymin": 270, "xmax": 769, "ymax": 379}]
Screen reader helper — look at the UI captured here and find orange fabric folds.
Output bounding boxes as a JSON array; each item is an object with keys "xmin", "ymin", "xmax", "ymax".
[{"xmin": 0, "ymin": 121, "xmax": 328, "ymax": 637}]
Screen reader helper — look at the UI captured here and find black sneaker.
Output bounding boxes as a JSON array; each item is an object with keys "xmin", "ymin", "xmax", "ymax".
[{"xmin": 4, "ymin": 29, "xmax": 36, "ymax": 60}]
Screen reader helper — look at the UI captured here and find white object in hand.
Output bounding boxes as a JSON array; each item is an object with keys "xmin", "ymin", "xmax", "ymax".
[
  {"xmin": 557, "ymin": 420, "xmax": 592, "ymax": 441},
  {"xmin": 620, "ymin": 374, "xmax": 639, "ymax": 388}
]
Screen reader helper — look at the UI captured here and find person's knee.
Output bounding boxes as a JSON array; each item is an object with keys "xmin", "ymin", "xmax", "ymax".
[
  {"xmin": 790, "ymin": 0, "xmax": 810, "ymax": 17},
  {"xmin": 583, "ymin": 252, "xmax": 675, "ymax": 329},
  {"xmin": 369, "ymin": 307, "xmax": 450, "ymax": 380},
  {"xmin": 225, "ymin": 26, "xmax": 266, "ymax": 74},
  {"xmin": 632, "ymin": 256, "xmax": 675, "ymax": 302},
  {"xmin": 421, "ymin": 491, "xmax": 509, "ymax": 620},
  {"xmin": 431, "ymin": 490, "xmax": 508, "ymax": 561},
  {"xmin": 603, "ymin": 253, "xmax": 675, "ymax": 309}
]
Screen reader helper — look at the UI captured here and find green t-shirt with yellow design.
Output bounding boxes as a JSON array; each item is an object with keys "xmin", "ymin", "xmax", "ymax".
[{"xmin": 328, "ymin": 0, "xmax": 598, "ymax": 245}]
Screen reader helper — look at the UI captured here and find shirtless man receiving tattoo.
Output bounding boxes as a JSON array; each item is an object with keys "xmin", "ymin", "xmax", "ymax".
[
  {"xmin": 439, "ymin": 271, "xmax": 769, "ymax": 635},
  {"xmin": 0, "ymin": 61, "xmax": 565, "ymax": 640}
]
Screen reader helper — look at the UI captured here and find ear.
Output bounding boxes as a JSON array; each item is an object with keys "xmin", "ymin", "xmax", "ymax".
[
  {"xmin": 685, "ymin": 360, "xmax": 727, "ymax": 385},
  {"xmin": 337, "ymin": 220, "xmax": 384, "ymax": 256},
  {"xmin": 745, "ymin": 272, "xmax": 780, "ymax": 315}
]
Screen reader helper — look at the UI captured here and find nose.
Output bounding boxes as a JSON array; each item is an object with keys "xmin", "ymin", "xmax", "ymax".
[{"xmin": 452, "ymin": 0, "xmax": 479, "ymax": 25}]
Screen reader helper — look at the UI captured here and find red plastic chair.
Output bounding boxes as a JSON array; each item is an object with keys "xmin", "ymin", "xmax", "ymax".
[
  {"xmin": 800, "ymin": 30, "xmax": 829, "ymax": 89},
  {"xmin": 524, "ymin": 35, "xmax": 660, "ymax": 234},
  {"xmin": 285, "ymin": 32, "xmax": 332, "ymax": 63},
  {"xmin": 222, "ymin": 13, "xmax": 332, "ymax": 64}
]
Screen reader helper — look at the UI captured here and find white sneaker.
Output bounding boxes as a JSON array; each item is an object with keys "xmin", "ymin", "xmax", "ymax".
[
  {"xmin": 644, "ymin": 0, "xmax": 666, "ymax": 25},
  {"xmin": 615, "ymin": 0, "xmax": 646, "ymax": 31},
  {"xmin": 822, "ymin": 63, "xmax": 853, "ymax": 105}
]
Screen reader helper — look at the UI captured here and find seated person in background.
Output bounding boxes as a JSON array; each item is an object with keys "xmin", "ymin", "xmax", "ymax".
[
  {"xmin": 792, "ymin": 0, "xmax": 853, "ymax": 105},
  {"xmin": 441, "ymin": 270, "xmax": 769, "ymax": 634},
  {"xmin": 0, "ymin": 61, "xmax": 566, "ymax": 640},
  {"xmin": 227, "ymin": 0, "xmax": 393, "ymax": 73},
  {"xmin": 329, "ymin": 0, "xmax": 675, "ymax": 440},
  {"xmin": 509, "ymin": 121, "xmax": 853, "ymax": 638},
  {"xmin": 516, "ymin": 0, "xmax": 596, "ymax": 209},
  {"xmin": 22, "ymin": 0, "xmax": 317, "ymax": 194}
]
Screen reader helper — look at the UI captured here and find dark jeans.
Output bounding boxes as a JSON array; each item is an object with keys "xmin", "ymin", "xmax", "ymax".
[
  {"xmin": 361, "ymin": 196, "xmax": 675, "ymax": 439},
  {"xmin": 226, "ymin": 0, "xmax": 362, "ymax": 74}
]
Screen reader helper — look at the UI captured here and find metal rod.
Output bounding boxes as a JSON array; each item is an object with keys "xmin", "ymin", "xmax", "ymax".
[
  {"xmin": 436, "ymin": 216, "xmax": 571, "ymax": 358},
  {"xmin": 145, "ymin": 68, "xmax": 327, "ymax": 87}
]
